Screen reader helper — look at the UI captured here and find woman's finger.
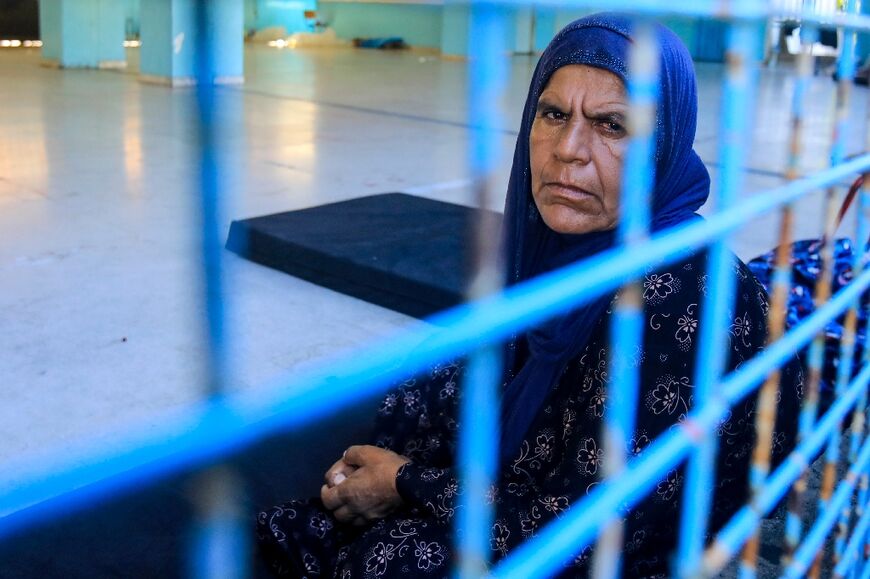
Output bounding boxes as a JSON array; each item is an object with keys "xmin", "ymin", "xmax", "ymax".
[
  {"xmin": 323, "ymin": 457, "xmax": 344, "ymax": 486},
  {"xmin": 320, "ymin": 484, "xmax": 344, "ymax": 511},
  {"xmin": 332, "ymin": 505, "xmax": 356, "ymax": 523},
  {"xmin": 324, "ymin": 458, "xmax": 357, "ymax": 487},
  {"xmin": 343, "ymin": 445, "xmax": 368, "ymax": 466}
]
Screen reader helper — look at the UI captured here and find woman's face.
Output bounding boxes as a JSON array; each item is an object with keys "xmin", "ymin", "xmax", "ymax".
[{"xmin": 529, "ymin": 64, "xmax": 628, "ymax": 235}]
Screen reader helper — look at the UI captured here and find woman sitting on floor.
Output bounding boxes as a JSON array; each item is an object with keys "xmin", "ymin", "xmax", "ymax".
[{"xmin": 256, "ymin": 13, "xmax": 803, "ymax": 578}]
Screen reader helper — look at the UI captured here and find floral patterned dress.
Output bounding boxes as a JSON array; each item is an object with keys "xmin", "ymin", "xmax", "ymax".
[{"xmin": 256, "ymin": 252, "xmax": 803, "ymax": 578}]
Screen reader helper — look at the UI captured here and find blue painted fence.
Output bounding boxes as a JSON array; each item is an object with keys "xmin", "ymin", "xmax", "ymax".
[{"xmin": 3, "ymin": 1, "xmax": 870, "ymax": 578}]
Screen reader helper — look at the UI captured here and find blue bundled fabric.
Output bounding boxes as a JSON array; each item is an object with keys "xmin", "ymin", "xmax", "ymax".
[
  {"xmin": 352, "ymin": 37, "xmax": 407, "ymax": 49},
  {"xmin": 748, "ymin": 237, "xmax": 869, "ymax": 410}
]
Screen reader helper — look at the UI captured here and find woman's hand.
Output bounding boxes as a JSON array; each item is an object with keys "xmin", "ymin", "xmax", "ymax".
[
  {"xmin": 324, "ymin": 453, "xmax": 358, "ymax": 488},
  {"xmin": 320, "ymin": 445, "xmax": 410, "ymax": 526}
]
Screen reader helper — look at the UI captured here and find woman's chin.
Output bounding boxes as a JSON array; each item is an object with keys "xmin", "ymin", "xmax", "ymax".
[{"xmin": 540, "ymin": 213, "xmax": 598, "ymax": 235}]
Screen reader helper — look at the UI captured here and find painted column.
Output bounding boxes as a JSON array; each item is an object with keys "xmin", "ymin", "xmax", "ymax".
[
  {"xmin": 856, "ymin": 0, "xmax": 870, "ymax": 64},
  {"xmin": 38, "ymin": 0, "xmax": 125, "ymax": 69},
  {"xmin": 139, "ymin": 0, "xmax": 244, "ymax": 87}
]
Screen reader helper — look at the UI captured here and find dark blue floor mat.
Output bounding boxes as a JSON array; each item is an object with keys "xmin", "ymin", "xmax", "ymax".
[{"xmin": 226, "ymin": 193, "xmax": 502, "ymax": 319}]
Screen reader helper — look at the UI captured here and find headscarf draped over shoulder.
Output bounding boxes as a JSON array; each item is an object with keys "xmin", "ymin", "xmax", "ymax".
[{"xmin": 499, "ymin": 13, "xmax": 711, "ymax": 462}]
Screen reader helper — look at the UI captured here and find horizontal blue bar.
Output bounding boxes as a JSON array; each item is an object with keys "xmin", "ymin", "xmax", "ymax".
[
  {"xmin": 490, "ymin": 264, "xmax": 870, "ymax": 578},
  {"xmin": 1, "ymin": 154, "xmax": 870, "ymax": 541},
  {"xmin": 707, "ymin": 363, "xmax": 870, "ymax": 572},
  {"xmin": 834, "ymin": 491, "xmax": 870, "ymax": 577},
  {"xmin": 484, "ymin": 0, "xmax": 870, "ymax": 32},
  {"xmin": 785, "ymin": 437, "xmax": 870, "ymax": 578}
]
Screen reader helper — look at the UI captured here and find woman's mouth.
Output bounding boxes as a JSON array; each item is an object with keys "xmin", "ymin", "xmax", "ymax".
[{"xmin": 545, "ymin": 182, "xmax": 594, "ymax": 202}]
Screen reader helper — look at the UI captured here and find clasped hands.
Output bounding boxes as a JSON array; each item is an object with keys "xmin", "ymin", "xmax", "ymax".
[{"xmin": 320, "ymin": 445, "xmax": 411, "ymax": 526}]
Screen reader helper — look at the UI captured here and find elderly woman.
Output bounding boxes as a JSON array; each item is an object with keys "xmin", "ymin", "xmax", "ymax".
[{"xmin": 256, "ymin": 13, "xmax": 802, "ymax": 578}]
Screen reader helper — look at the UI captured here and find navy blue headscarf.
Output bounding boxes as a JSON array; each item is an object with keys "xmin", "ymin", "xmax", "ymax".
[{"xmin": 499, "ymin": 14, "xmax": 711, "ymax": 461}]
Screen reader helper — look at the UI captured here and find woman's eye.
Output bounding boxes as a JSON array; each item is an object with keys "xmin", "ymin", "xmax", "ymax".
[
  {"xmin": 542, "ymin": 109, "xmax": 566, "ymax": 121},
  {"xmin": 599, "ymin": 121, "xmax": 626, "ymax": 136}
]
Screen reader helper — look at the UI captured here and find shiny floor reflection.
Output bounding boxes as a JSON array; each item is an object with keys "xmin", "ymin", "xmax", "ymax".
[{"xmin": 0, "ymin": 45, "xmax": 866, "ymax": 469}]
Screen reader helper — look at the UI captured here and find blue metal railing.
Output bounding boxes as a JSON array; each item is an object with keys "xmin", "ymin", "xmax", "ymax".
[{"xmin": 3, "ymin": 1, "xmax": 870, "ymax": 578}]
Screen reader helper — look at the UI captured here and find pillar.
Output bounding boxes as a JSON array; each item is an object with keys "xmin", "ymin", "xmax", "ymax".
[
  {"xmin": 38, "ymin": 0, "xmax": 126, "ymax": 69},
  {"xmin": 139, "ymin": 0, "xmax": 244, "ymax": 87},
  {"xmin": 856, "ymin": 0, "xmax": 870, "ymax": 65}
]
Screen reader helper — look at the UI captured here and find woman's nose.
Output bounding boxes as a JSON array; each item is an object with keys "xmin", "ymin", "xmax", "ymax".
[{"xmin": 554, "ymin": 120, "xmax": 592, "ymax": 165}]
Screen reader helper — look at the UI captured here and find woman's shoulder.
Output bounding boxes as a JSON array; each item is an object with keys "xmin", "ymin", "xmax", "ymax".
[
  {"xmin": 637, "ymin": 250, "xmax": 768, "ymax": 316},
  {"xmin": 636, "ymin": 250, "xmax": 708, "ymax": 313}
]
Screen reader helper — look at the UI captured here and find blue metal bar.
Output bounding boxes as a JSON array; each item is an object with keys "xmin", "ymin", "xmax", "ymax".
[
  {"xmin": 855, "ymin": 166, "xmax": 870, "ymax": 579},
  {"xmin": 850, "ymin": 176, "xmax": 870, "ymax": 579},
  {"xmin": 490, "ymin": 265, "xmax": 870, "ymax": 579},
  {"xmin": 189, "ymin": 2, "xmax": 245, "ymax": 578},
  {"xmin": 703, "ymin": 363, "xmax": 870, "ymax": 575},
  {"xmin": 193, "ymin": 0, "xmax": 227, "ymax": 398},
  {"xmin": 811, "ymin": 3, "xmax": 861, "ymax": 574},
  {"xmin": 785, "ymin": 435, "xmax": 870, "ymax": 578},
  {"xmin": 679, "ymin": 16, "xmax": 758, "ymax": 579},
  {"xmin": 188, "ymin": 466, "xmax": 247, "ymax": 579},
  {"xmin": 835, "ymin": 494, "xmax": 870, "ymax": 577},
  {"xmin": 2, "ymin": 156, "xmax": 870, "ymax": 541},
  {"xmin": 454, "ymin": 3, "xmax": 507, "ymax": 577},
  {"xmin": 782, "ymin": 18, "xmax": 818, "ymax": 565},
  {"xmin": 593, "ymin": 20, "xmax": 657, "ymax": 579},
  {"xmin": 456, "ymin": 345, "xmax": 501, "ymax": 578},
  {"xmin": 472, "ymin": 0, "xmax": 870, "ymax": 32},
  {"xmin": 857, "ymin": 471, "xmax": 870, "ymax": 578}
]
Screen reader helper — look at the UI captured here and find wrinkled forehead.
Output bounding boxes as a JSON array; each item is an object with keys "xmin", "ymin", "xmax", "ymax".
[{"xmin": 538, "ymin": 64, "xmax": 628, "ymax": 108}]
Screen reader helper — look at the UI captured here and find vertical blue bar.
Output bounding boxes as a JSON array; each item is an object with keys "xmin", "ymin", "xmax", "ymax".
[
  {"xmin": 455, "ymin": 2, "xmax": 506, "ymax": 577},
  {"xmin": 189, "ymin": 2, "xmax": 244, "ymax": 579},
  {"xmin": 782, "ymin": 15, "xmax": 817, "ymax": 564},
  {"xmin": 189, "ymin": 467, "xmax": 247, "ymax": 579},
  {"xmin": 851, "ymin": 176, "xmax": 870, "ymax": 465},
  {"xmin": 677, "ymin": 16, "xmax": 758, "ymax": 579},
  {"xmin": 593, "ymin": 21, "xmax": 657, "ymax": 579},
  {"xmin": 467, "ymin": 2, "xmax": 506, "ymax": 179},
  {"xmin": 825, "ymin": 0, "xmax": 861, "ymax": 569},
  {"xmin": 456, "ymin": 346, "xmax": 501, "ymax": 578},
  {"xmin": 192, "ymin": 0, "xmax": 229, "ymax": 395},
  {"xmin": 784, "ymin": 438, "xmax": 870, "ymax": 578},
  {"xmin": 832, "ymin": 0, "xmax": 859, "ymax": 168}
]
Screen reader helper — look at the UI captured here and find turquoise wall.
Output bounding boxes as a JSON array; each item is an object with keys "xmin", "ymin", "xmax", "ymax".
[
  {"xmin": 439, "ymin": 4, "xmax": 525, "ymax": 56},
  {"xmin": 124, "ymin": 0, "xmax": 141, "ymax": 38},
  {"xmin": 245, "ymin": 0, "xmax": 258, "ymax": 34},
  {"xmin": 439, "ymin": 2, "xmax": 468, "ymax": 55},
  {"xmin": 100, "ymin": 0, "xmax": 779, "ymax": 64},
  {"xmin": 532, "ymin": 6, "xmax": 555, "ymax": 53},
  {"xmin": 259, "ymin": 0, "xmax": 316, "ymax": 33},
  {"xmin": 660, "ymin": 17, "xmax": 698, "ymax": 57},
  {"xmin": 532, "ymin": 11, "xmax": 760, "ymax": 63},
  {"xmin": 320, "ymin": 2, "xmax": 443, "ymax": 49}
]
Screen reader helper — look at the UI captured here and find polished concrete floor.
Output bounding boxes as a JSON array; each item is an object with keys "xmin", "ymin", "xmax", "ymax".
[{"xmin": 0, "ymin": 44, "xmax": 867, "ymax": 478}]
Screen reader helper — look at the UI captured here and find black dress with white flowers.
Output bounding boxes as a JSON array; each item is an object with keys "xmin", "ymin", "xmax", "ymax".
[{"xmin": 256, "ymin": 252, "xmax": 803, "ymax": 578}]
